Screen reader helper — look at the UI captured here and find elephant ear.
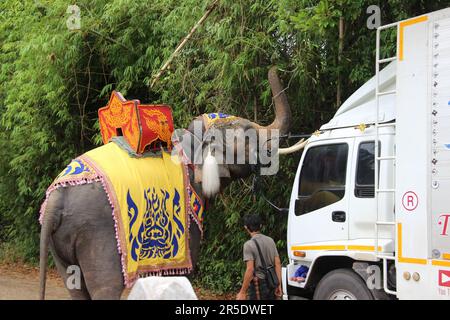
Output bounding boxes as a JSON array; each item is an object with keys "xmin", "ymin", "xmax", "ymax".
[
  {"xmin": 194, "ymin": 166, "xmax": 202, "ymax": 183},
  {"xmin": 218, "ymin": 165, "xmax": 231, "ymax": 178},
  {"xmin": 172, "ymin": 128, "xmax": 203, "ymax": 165}
]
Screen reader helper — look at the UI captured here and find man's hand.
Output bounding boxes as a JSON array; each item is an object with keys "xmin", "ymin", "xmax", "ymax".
[
  {"xmin": 275, "ymin": 285, "xmax": 282, "ymax": 298},
  {"xmin": 236, "ymin": 291, "xmax": 247, "ymax": 300},
  {"xmin": 274, "ymin": 256, "xmax": 282, "ymax": 299}
]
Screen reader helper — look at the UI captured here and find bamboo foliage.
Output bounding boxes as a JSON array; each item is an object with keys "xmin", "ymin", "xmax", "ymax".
[{"xmin": 0, "ymin": 0, "xmax": 448, "ymax": 292}]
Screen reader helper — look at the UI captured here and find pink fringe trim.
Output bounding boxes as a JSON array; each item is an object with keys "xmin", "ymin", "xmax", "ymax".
[
  {"xmin": 174, "ymin": 139, "xmax": 204, "ymax": 237},
  {"xmin": 39, "ymin": 150, "xmax": 199, "ymax": 289},
  {"xmin": 79, "ymin": 155, "xmax": 132, "ymax": 288},
  {"xmin": 39, "ymin": 171, "xmax": 133, "ymax": 287},
  {"xmin": 138, "ymin": 268, "xmax": 192, "ymax": 278},
  {"xmin": 39, "ymin": 177, "xmax": 101, "ymax": 225}
]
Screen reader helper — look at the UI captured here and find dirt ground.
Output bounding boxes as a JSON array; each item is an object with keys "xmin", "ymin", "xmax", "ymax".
[{"xmin": 0, "ymin": 263, "xmax": 233, "ymax": 300}]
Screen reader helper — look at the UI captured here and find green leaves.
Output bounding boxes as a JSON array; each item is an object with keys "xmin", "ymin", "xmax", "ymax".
[{"xmin": 0, "ymin": 0, "xmax": 449, "ymax": 291}]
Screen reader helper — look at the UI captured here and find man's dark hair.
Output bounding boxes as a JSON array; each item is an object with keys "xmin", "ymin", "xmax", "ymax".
[{"xmin": 243, "ymin": 214, "xmax": 262, "ymax": 232}]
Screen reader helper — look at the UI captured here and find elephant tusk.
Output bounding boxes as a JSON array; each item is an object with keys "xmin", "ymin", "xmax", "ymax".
[{"xmin": 278, "ymin": 138, "xmax": 308, "ymax": 155}]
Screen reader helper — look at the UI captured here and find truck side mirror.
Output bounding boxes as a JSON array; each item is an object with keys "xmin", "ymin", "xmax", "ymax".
[{"xmin": 294, "ymin": 198, "xmax": 304, "ymax": 216}]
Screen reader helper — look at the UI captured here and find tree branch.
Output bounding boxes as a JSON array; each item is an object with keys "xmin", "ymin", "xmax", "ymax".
[{"xmin": 150, "ymin": 0, "xmax": 220, "ymax": 89}]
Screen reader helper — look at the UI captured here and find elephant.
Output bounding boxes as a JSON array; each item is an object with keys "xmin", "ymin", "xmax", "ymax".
[{"xmin": 39, "ymin": 67, "xmax": 305, "ymax": 300}]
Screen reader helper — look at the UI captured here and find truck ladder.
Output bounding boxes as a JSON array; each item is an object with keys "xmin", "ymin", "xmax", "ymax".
[{"xmin": 374, "ymin": 21, "xmax": 398, "ymax": 296}]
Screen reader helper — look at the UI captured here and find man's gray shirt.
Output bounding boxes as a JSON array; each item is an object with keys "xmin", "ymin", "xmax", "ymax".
[{"xmin": 243, "ymin": 233, "xmax": 279, "ymax": 280}]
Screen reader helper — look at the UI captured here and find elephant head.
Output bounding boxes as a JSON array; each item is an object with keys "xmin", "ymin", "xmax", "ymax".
[{"xmin": 176, "ymin": 67, "xmax": 307, "ymax": 198}]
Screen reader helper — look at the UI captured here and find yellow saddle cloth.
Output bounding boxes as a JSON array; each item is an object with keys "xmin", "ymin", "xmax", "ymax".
[{"xmin": 40, "ymin": 141, "xmax": 204, "ymax": 287}]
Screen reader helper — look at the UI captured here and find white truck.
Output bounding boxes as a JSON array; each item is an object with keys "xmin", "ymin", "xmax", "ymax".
[{"xmin": 282, "ymin": 8, "xmax": 450, "ymax": 300}]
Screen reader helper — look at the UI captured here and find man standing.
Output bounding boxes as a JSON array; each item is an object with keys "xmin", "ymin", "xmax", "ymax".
[{"xmin": 236, "ymin": 214, "xmax": 282, "ymax": 300}]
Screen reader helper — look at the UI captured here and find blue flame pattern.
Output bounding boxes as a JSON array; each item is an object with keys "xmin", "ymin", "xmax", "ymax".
[
  {"xmin": 127, "ymin": 188, "xmax": 184, "ymax": 262},
  {"xmin": 57, "ymin": 159, "xmax": 92, "ymax": 178}
]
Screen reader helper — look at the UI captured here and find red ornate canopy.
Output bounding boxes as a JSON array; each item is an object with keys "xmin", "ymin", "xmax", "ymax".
[{"xmin": 98, "ymin": 91, "xmax": 174, "ymax": 154}]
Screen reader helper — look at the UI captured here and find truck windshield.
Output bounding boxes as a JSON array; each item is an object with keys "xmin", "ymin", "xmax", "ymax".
[{"xmin": 296, "ymin": 143, "xmax": 348, "ymax": 215}]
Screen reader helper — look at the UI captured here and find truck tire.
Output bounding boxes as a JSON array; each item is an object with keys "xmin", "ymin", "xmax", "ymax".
[{"xmin": 313, "ymin": 269, "xmax": 374, "ymax": 300}]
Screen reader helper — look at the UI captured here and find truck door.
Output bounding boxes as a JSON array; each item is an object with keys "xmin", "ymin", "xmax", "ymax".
[
  {"xmin": 348, "ymin": 139, "xmax": 377, "ymax": 240},
  {"xmin": 288, "ymin": 139, "xmax": 352, "ymax": 245}
]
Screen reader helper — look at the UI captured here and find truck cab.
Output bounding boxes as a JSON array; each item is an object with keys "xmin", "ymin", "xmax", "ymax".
[{"xmin": 283, "ymin": 8, "xmax": 450, "ymax": 300}]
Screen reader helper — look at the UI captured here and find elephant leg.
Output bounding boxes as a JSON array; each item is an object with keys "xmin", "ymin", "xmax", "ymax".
[
  {"xmin": 188, "ymin": 216, "xmax": 202, "ymax": 275},
  {"xmin": 49, "ymin": 242, "xmax": 91, "ymax": 300},
  {"xmin": 76, "ymin": 228, "xmax": 125, "ymax": 300}
]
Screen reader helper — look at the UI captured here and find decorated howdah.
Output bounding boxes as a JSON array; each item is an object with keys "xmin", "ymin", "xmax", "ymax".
[
  {"xmin": 98, "ymin": 91, "xmax": 174, "ymax": 154},
  {"xmin": 40, "ymin": 141, "xmax": 205, "ymax": 287}
]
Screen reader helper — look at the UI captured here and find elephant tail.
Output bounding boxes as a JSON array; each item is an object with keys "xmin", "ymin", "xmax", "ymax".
[{"xmin": 39, "ymin": 191, "xmax": 62, "ymax": 300}]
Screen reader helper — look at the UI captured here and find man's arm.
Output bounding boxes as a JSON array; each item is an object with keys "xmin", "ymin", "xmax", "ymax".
[
  {"xmin": 274, "ymin": 256, "xmax": 282, "ymax": 297},
  {"xmin": 236, "ymin": 260, "xmax": 255, "ymax": 300}
]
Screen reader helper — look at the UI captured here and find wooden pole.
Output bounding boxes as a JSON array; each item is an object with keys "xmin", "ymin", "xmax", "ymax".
[{"xmin": 150, "ymin": 0, "xmax": 220, "ymax": 89}]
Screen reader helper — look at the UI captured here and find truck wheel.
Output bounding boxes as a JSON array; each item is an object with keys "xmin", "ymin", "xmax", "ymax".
[{"xmin": 313, "ymin": 269, "xmax": 374, "ymax": 300}]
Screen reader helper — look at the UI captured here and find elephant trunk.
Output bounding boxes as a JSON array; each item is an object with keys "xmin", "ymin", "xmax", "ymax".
[{"xmin": 263, "ymin": 66, "xmax": 292, "ymax": 135}]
